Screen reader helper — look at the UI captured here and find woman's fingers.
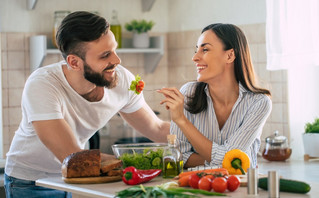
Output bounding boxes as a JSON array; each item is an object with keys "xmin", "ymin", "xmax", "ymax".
[{"xmin": 157, "ymin": 87, "xmax": 184, "ymax": 101}]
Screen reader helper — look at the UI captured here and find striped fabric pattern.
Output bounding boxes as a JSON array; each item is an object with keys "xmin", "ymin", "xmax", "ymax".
[{"xmin": 170, "ymin": 82, "xmax": 272, "ymax": 168}]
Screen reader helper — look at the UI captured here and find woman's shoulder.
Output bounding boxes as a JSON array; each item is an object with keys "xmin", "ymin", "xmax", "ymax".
[{"xmin": 244, "ymin": 91, "xmax": 272, "ymax": 111}]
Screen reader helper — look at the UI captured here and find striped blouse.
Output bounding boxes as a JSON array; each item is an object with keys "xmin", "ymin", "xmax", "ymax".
[{"xmin": 170, "ymin": 82, "xmax": 272, "ymax": 168}]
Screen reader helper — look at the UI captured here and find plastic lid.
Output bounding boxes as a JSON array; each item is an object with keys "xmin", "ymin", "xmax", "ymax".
[{"xmin": 265, "ymin": 131, "xmax": 287, "ymax": 145}]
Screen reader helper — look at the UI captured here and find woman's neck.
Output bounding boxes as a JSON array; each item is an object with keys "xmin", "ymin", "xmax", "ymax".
[{"xmin": 208, "ymin": 78, "xmax": 239, "ymax": 107}]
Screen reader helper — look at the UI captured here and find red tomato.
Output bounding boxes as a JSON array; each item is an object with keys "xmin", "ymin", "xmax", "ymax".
[
  {"xmin": 189, "ymin": 173, "xmax": 201, "ymax": 189},
  {"xmin": 205, "ymin": 174, "xmax": 215, "ymax": 181},
  {"xmin": 227, "ymin": 175, "xmax": 241, "ymax": 192},
  {"xmin": 211, "ymin": 177, "xmax": 227, "ymax": 193},
  {"xmin": 136, "ymin": 80, "xmax": 145, "ymax": 93},
  {"xmin": 198, "ymin": 176, "xmax": 212, "ymax": 191}
]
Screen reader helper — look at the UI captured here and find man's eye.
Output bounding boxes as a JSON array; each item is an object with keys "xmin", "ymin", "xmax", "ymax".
[{"xmin": 102, "ymin": 54, "xmax": 110, "ymax": 58}]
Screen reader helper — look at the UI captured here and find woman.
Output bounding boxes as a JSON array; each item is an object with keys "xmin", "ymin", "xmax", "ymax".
[{"xmin": 158, "ymin": 23, "xmax": 272, "ymax": 168}]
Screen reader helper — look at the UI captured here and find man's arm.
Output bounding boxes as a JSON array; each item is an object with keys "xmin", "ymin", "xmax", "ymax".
[
  {"xmin": 119, "ymin": 103, "xmax": 170, "ymax": 143},
  {"xmin": 32, "ymin": 119, "xmax": 82, "ymax": 163}
]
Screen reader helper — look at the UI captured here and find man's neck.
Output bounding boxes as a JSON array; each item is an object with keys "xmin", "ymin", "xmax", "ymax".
[{"xmin": 62, "ymin": 64, "xmax": 104, "ymax": 102}]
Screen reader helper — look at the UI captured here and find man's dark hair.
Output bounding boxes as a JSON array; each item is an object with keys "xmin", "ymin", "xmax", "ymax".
[{"xmin": 56, "ymin": 11, "xmax": 109, "ymax": 60}]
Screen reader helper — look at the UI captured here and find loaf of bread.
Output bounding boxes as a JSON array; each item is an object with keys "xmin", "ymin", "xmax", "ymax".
[
  {"xmin": 62, "ymin": 149, "xmax": 101, "ymax": 178},
  {"xmin": 100, "ymin": 159, "xmax": 122, "ymax": 173}
]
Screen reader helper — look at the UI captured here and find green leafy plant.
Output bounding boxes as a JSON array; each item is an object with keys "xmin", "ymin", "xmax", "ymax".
[
  {"xmin": 305, "ymin": 118, "xmax": 319, "ymax": 133},
  {"xmin": 125, "ymin": 19, "xmax": 155, "ymax": 34}
]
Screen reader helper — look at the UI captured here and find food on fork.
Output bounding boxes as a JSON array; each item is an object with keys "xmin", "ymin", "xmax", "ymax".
[{"xmin": 129, "ymin": 74, "xmax": 145, "ymax": 95}]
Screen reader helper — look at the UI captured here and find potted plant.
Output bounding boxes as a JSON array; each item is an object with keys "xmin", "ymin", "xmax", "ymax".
[
  {"xmin": 302, "ymin": 117, "xmax": 319, "ymax": 158},
  {"xmin": 125, "ymin": 19, "xmax": 155, "ymax": 48}
]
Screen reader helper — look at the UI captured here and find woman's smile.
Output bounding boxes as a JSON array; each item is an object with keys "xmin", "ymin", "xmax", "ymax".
[{"xmin": 196, "ymin": 64, "xmax": 208, "ymax": 73}]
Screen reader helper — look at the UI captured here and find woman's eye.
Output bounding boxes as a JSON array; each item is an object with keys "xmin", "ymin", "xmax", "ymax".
[{"xmin": 202, "ymin": 48, "xmax": 208, "ymax": 52}]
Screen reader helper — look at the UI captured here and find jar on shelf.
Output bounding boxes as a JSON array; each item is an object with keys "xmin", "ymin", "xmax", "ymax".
[
  {"xmin": 52, "ymin": 11, "xmax": 70, "ymax": 48},
  {"xmin": 262, "ymin": 131, "xmax": 292, "ymax": 161}
]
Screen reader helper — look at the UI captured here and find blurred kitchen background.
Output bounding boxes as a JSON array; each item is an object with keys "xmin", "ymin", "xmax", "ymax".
[{"xmin": 1, "ymin": 0, "xmax": 318, "ymax": 161}]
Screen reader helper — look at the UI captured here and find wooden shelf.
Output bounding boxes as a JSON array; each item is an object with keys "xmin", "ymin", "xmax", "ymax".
[{"xmin": 30, "ymin": 35, "xmax": 164, "ymax": 73}]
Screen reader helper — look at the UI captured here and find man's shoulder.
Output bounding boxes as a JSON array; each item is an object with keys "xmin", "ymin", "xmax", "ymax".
[{"xmin": 26, "ymin": 62, "xmax": 64, "ymax": 89}]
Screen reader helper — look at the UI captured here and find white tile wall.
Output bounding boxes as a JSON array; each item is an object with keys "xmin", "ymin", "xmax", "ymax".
[{"xmin": 1, "ymin": 25, "xmax": 290, "ymax": 157}]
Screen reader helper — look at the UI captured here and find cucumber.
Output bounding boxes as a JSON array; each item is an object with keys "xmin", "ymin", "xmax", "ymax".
[{"xmin": 258, "ymin": 178, "xmax": 311, "ymax": 194}]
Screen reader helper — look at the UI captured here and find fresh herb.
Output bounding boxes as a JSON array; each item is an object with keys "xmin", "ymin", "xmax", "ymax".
[
  {"xmin": 305, "ymin": 117, "xmax": 319, "ymax": 133},
  {"xmin": 115, "ymin": 182, "xmax": 226, "ymax": 198},
  {"xmin": 119, "ymin": 148, "xmax": 164, "ymax": 170}
]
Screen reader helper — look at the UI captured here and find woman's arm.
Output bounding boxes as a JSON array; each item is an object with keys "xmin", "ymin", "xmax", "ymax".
[
  {"xmin": 184, "ymin": 153, "xmax": 205, "ymax": 168},
  {"xmin": 209, "ymin": 96, "xmax": 272, "ymax": 166}
]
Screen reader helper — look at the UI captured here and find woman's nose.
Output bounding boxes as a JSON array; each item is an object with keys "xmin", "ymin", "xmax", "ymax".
[{"xmin": 192, "ymin": 52, "xmax": 199, "ymax": 62}]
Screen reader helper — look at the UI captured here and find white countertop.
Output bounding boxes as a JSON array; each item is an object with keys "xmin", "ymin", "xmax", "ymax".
[{"xmin": 36, "ymin": 159, "xmax": 319, "ymax": 198}]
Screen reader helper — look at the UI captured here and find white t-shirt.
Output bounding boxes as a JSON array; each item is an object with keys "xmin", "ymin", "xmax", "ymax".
[{"xmin": 5, "ymin": 61, "xmax": 145, "ymax": 180}]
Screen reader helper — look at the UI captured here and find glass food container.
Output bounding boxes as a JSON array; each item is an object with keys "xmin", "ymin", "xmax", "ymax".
[{"xmin": 262, "ymin": 131, "xmax": 292, "ymax": 161}]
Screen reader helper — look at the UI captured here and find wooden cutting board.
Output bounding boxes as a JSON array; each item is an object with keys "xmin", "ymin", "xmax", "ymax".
[{"xmin": 62, "ymin": 175, "xmax": 122, "ymax": 184}]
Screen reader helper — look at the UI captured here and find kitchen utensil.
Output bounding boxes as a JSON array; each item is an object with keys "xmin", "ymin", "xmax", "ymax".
[
  {"xmin": 268, "ymin": 170, "xmax": 279, "ymax": 198},
  {"xmin": 247, "ymin": 168, "xmax": 258, "ymax": 195}
]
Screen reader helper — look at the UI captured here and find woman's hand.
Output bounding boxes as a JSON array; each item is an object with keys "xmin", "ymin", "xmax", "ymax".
[{"xmin": 157, "ymin": 87, "xmax": 186, "ymax": 124}]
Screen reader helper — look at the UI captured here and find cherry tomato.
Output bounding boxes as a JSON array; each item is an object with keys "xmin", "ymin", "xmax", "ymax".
[
  {"xmin": 189, "ymin": 173, "xmax": 201, "ymax": 189},
  {"xmin": 227, "ymin": 175, "xmax": 241, "ymax": 192},
  {"xmin": 205, "ymin": 174, "xmax": 215, "ymax": 181},
  {"xmin": 136, "ymin": 81, "xmax": 145, "ymax": 93},
  {"xmin": 198, "ymin": 176, "xmax": 212, "ymax": 191},
  {"xmin": 211, "ymin": 177, "xmax": 227, "ymax": 193}
]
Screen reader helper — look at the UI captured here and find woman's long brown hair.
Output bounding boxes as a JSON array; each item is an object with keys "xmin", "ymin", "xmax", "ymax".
[{"xmin": 186, "ymin": 23, "xmax": 271, "ymax": 114}]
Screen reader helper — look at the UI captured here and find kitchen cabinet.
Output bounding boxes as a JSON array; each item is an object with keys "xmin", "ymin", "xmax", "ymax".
[{"xmin": 29, "ymin": 35, "xmax": 164, "ymax": 73}]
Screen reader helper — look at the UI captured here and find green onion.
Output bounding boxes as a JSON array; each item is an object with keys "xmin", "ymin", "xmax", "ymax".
[{"xmin": 115, "ymin": 184, "xmax": 226, "ymax": 198}]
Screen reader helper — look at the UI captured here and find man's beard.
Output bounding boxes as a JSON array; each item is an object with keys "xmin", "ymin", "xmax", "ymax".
[{"xmin": 83, "ymin": 62, "xmax": 118, "ymax": 88}]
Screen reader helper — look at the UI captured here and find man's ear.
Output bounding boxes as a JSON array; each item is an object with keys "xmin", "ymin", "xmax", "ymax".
[
  {"xmin": 226, "ymin": 49, "xmax": 236, "ymax": 63},
  {"xmin": 66, "ymin": 54, "xmax": 82, "ymax": 71}
]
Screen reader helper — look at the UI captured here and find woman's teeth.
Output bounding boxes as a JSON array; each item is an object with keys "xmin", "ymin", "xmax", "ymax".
[{"xmin": 197, "ymin": 66, "xmax": 207, "ymax": 72}]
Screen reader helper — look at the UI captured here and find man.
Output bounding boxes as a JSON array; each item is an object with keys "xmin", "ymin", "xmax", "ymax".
[{"xmin": 4, "ymin": 11, "xmax": 170, "ymax": 198}]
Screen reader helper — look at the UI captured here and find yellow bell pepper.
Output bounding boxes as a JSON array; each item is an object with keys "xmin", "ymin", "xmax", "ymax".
[{"xmin": 222, "ymin": 149, "xmax": 250, "ymax": 175}]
